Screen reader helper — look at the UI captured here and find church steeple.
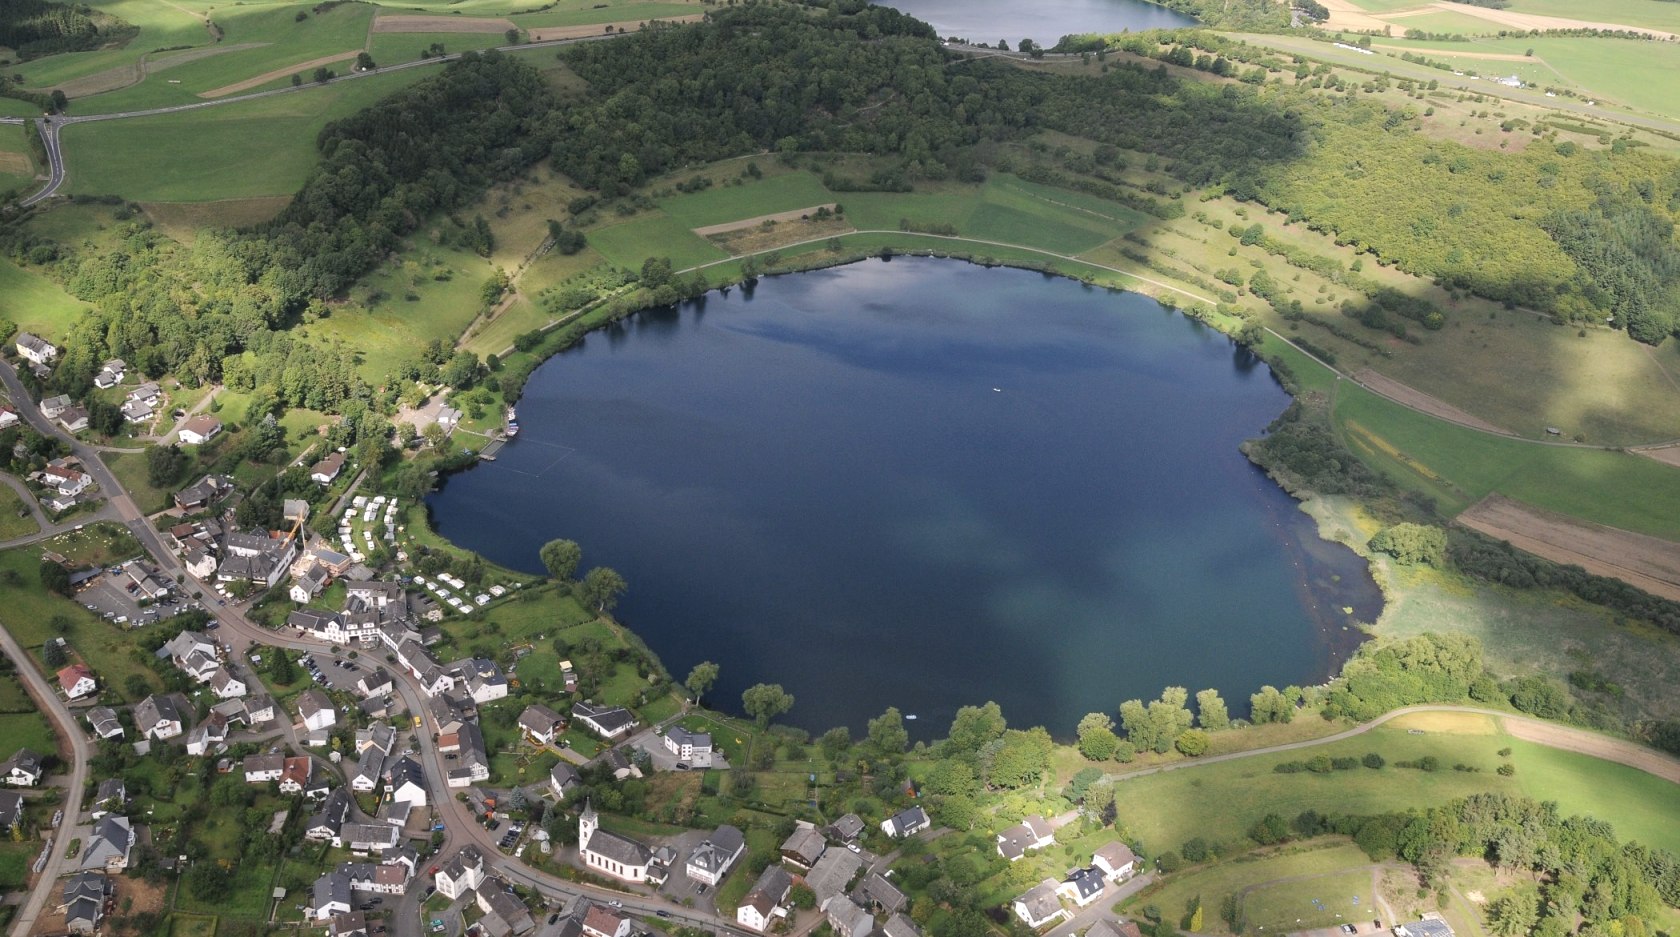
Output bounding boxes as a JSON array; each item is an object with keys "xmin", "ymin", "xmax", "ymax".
[{"xmin": 579, "ymin": 799, "xmax": 598, "ymax": 852}]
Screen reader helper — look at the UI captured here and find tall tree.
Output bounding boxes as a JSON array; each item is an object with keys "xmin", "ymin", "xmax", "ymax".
[
  {"xmin": 946, "ymin": 701, "xmax": 1006, "ymax": 755},
  {"xmin": 539, "ymin": 539, "xmax": 582, "ymax": 582},
  {"xmin": 1076, "ymin": 712, "xmax": 1121, "ymax": 761},
  {"xmin": 578, "ymin": 567, "xmax": 626, "ymax": 614},
  {"xmin": 867, "ymin": 707, "xmax": 909, "ymax": 755},
  {"xmin": 741, "ymin": 683, "xmax": 794, "ymax": 727},
  {"xmin": 1195, "ymin": 689, "xmax": 1230, "ymax": 731},
  {"xmin": 684, "ymin": 661, "xmax": 719, "ymax": 704}
]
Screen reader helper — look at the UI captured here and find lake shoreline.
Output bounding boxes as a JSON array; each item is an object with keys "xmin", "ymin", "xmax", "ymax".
[{"xmin": 431, "ymin": 253, "xmax": 1388, "ymax": 734}]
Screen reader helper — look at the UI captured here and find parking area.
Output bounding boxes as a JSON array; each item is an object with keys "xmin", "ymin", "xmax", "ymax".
[
  {"xmin": 76, "ymin": 570, "xmax": 194, "ymax": 627},
  {"xmin": 297, "ymin": 651, "xmax": 368, "ymax": 694},
  {"xmin": 654, "ymin": 829, "xmax": 723, "ymax": 910}
]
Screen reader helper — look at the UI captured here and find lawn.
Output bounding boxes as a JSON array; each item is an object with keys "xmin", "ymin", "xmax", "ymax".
[
  {"xmin": 0, "ymin": 709, "xmax": 59, "ymax": 759},
  {"xmin": 61, "ymin": 68, "xmax": 433, "ymax": 202},
  {"xmin": 0, "ymin": 124, "xmax": 36, "ymax": 194},
  {"xmin": 0, "ymin": 258, "xmax": 91, "ymax": 343},
  {"xmin": 1330, "ymin": 380, "xmax": 1680, "ymax": 536},
  {"xmin": 1107, "ymin": 712, "xmax": 1680, "ymax": 856},
  {"xmin": 101, "ymin": 449, "xmax": 179, "ymax": 516}
]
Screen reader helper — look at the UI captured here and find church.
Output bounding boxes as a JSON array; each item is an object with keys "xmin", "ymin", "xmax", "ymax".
[{"xmin": 579, "ymin": 801, "xmax": 655, "ymax": 882}]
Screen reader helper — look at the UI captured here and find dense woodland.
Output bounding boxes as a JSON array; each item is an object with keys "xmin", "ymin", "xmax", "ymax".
[{"xmin": 0, "ymin": 0, "xmax": 134, "ymax": 60}]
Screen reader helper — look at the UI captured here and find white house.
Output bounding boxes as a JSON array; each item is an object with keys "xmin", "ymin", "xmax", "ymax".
[
  {"xmin": 15, "ymin": 332, "xmax": 58, "ymax": 365},
  {"xmin": 311, "ymin": 451, "xmax": 346, "ymax": 485},
  {"xmin": 244, "ymin": 754, "xmax": 285, "ymax": 783},
  {"xmin": 209, "ymin": 667, "xmax": 247, "ymax": 699},
  {"xmin": 56, "ymin": 664, "xmax": 97, "ymax": 700},
  {"xmin": 579, "ymin": 801, "xmax": 654, "ymax": 882},
  {"xmin": 662, "ymin": 726, "xmax": 713, "ymax": 764},
  {"xmin": 997, "ymin": 815, "xmax": 1055, "ymax": 862},
  {"xmin": 1092, "ymin": 841, "xmax": 1137, "ymax": 882},
  {"xmin": 134, "ymin": 695, "xmax": 185, "ymax": 740},
  {"xmin": 571, "ymin": 701, "xmax": 636, "ymax": 740},
  {"xmin": 298, "ymin": 689, "xmax": 336, "ymax": 732},
  {"xmin": 1057, "ymin": 867, "xmax": 1106, "ymax": 908},
  {"xmin": 1, "ymin": 749, "xmax": 43, "ymax": 786},
  {"xmin": 737, "ymin": 864, "xmax": 793, "ymax": 932},
  {"xmin": 290, "ymin": 564, "xmax": 330, "ymax": 604},
  {"xmin": 549, "ymin": 762, "xmax": 580, "ymax": 801},
  {"xmin": 518, "ymin": 704, "xmax": 565, "ymax": 745},
  {"xmin": 310, "ymin": 871, "xmax": 353, "ymax": 922},
  {"xmin": 433, "ymin": 845, "xmax": 485, "ymax": 900},
  {"xmin": 1012, "ymin": 879, "xmax": 1069, "ymax": 929},
  {"xmin": 177, "ymin": 414, "xmax": 222, "ymax": 446},
  {"xmin": 687, "ymin": 824, "xmax": 746, "ymax": 887},
  {"xmin": 93, "ymin": 359, "xmax": 125, "ymax": 389},
  {"xmin": 386, "ymin": 756, "xmax": 428, "ymax": 807},
  {"xmin": 881, "ymin": 805, "xmax": 930, "ymax": 839},
  {"xmin": 86, "ymin": 707, "xmax": 124, "ymax": 740},
  {"xmin": 80, "ymin": 816, "xmax": 133, "ymax": 872}
]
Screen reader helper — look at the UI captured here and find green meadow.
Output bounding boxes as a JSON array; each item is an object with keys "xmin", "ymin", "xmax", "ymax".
[
  {"xmin": 0, "ymin": 258, "xmax": 91, "ymax": 342},
  {"xmin": 1109, "ymin": 713, "xmax": 1680, "ymax": 856}
]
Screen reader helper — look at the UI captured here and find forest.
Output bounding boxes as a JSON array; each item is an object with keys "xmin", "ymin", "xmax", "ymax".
[{"xmin": 0, "ymin": 0, "xmax": 134, "ymax": 60}]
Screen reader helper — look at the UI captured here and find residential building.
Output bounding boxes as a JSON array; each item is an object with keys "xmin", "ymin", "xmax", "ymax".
[
  {"xmin": 178, "ymin": 414, "xmax": 223, "ymax": 445},
  {"xmin": 827, "ymin": 814, "xmax": 865, "ymax": 843},
  {"xmin": 0, "ymin": 790, "xmax": 23, "ymax": 835},
  {"xmin": 184, "ymin": 715, "xmax": 229, "ymax": 756},
  {"xmin": 1092, "ymin": 842, "xmax": 1137, "ymax": 882},
  {"xmin": 1057, "ymin": 867, "xmax": 1106, "ymax": 908},
  {"xmin": 805, "ymin": 848, "xmax": 864, "ymax": 910},
  {"xmin": 686, "ymin": 824, "xmax": 746, "ymax": 887},
  {"xmin": 2, "ymin": 748, "xmax": 43, "ymax": 786},
  {"xmin": 583, "ymin": 904, "xmax": 633, "ymax": 937},
  {"xmin": 662, "ymin": 725, "xmax": 713, "ymax": 763},
  {"xmin": 827, "ymin": 895, "xmax": 874, "ymax": 937},
  {"xmin": 518, "ymin": 704, "xmax": 565, "ymax": 745},
  {"xmin": 1012, "ymin": 879, "xmax": 1069, "ymax": 929},
  {"xmin": 210, "ymin": 667, "xmax": 247, "ymax": 699},
  {"xmin": 173, "ymin": 475, "xmax": 233, "ymax": 512},
  {"xmin": 16, "ymin": 332, "xmax": 58, "ymax": 365},
  {"xmin": 81, "ymin": 815, "xmax": 133, "ymax": 871},
  {"xmin": 91, "ymin": 779, "xmax": 127, "ymax": 818},
  {"xmin": 135, "ymin": 695, "xmax": 186, "ymax": 740},
  {"xmin": 386, "ymin": 755, "xmax": 428, "ymax": 807},
  {"xmin": 56, "ymin": 663, "xmax": 97, "ymax": 700},
  {"xmin": 477, "ymin": 882, "xmax": 536, "ymax": 935},
  {"xmin": 738, "ymin": 864, "xmax": 793, "ymax": 932},
  {"xmin": 549, "ymin": 762, "xmax": 580, "ymax": 801},
  {"xmin": 997, "ymin": 815, "xmax": 1055, "ymax": 862},
  {"xmin": 291, "ymin": 564, "xmax": 331, "ymax": 603},
  {"xmin": 779, "ymin": 824, "xmax": 826, "ymax": 868},
  {"xmin": 1394, "ymin": 917, "xmax": 1456, "ymax": 937},
  {"xmin": 60, "ymin": 871, "xmax": 108, "ymax": 935},
  {"xmin": 57, "ymin": 406, "xmax": 89, "ymax": 433},
  {"xmin": 859, "ymin": 872, "xmax": 908, "ymax": 915},
  {"xmin": 311, "ymin": 451, "xmax": 346, "ymax": 485},
  {"xmin": 86, "ymin": 707, "xmax": 123, "ymax": 740},
  {"xmin": 571, "ymin": 701, "xmax": 636, "ymax": 740},
  {"xmin": 311, "ymin": 871, "xmax": 353, "ymax": 921},
  {"xmin": 434, "ymin": 845, "xmax": 485, "ymax": 900},
  {"xmin": 298, "ymin": 688, "xmax": 336, "ymax": 731},
  {"xmin": 244, "ymin": 754, "xmax": 285, "ymax": 783},
  {"xmin": 305, "ymin": 789, "xmax": 352, "ymax": 842},
  {"xmin": 881, "ymin": 805, "xmax": 929, "ymax": 839}
]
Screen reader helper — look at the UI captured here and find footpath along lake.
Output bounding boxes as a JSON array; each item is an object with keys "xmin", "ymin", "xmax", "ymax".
[
  {"xmin": 429, "ymin": 258, "xmax": 1382, "ymax": 734},
  {"xmin": 878, "ymin": 0, "xmax": 1195, "ymax": 46}
]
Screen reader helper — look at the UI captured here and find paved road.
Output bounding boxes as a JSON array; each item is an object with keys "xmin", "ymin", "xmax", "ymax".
[
  {"xmin": 0, "ymin": 618, "xmax": 91, "ymax": 937},
  {"xmin": 18, "ymin": 118, "xmax": 63, "ymax": 207}
]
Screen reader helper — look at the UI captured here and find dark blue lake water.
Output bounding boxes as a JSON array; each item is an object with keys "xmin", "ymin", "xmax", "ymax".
[
  {"xmin": 429, "ymin": 258, "xmax": 1381, "ymax": 736},
  {"xmin": 879, "ymin": 0, "xmax": 1194, "ymax": 46}
]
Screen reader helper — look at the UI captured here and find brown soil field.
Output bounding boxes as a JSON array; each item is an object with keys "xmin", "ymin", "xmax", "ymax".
[
  {"xmin": 527, "ymin": 14, "xmax": 703, "ymax": 41},
  {"xmin": 0, "ymin": 152, "xmax": 32, "ymax": 175},
  {"xmin": 371, "ymin": 14, "xmax": 515, "ymax": 34},
  {"xmin": 693, "ymin": 204, "xmax": 840, "ymax": 236},
  {"xmin": 1457, "ymin": 494, "xmax": 1680, "ymax": 602},
  {"xmin": 199, "ymin": 51, "xmax": 359, "ymax": 98},
  {"xmin": 1502, "ymin": 715, "xmax": 1680, "ymax": 784},
  {"xmin": 1352, "ymin": 369, "xmax": 1513, "ymax": 435},
  {"xmin": 1636, "ymin": 444, "xmax": 1680, "ymax": 469},
  {"xmin": 1317, "ymin": 0, "xmax": 1396, "ymax": 32},
  {"xmin": 48, "ymin": 42, "xmax": 269, "ymax": 98}
]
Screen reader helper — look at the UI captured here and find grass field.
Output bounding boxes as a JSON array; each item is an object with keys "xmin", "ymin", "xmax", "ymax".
[
  {"xmin": 100, "ymin": 449, "xmax": 178, "ymax": 516},
  {"xmin": 656, "ymin": 171, "xmax": 837, "ymax": 228},
  {"xmin": 589, "ymin": 213, "xmax": 732, "ymax": 270},
  {"xmin": 0, "ymin": 258, "xmax": 90, "ymax": 343},
  {"xmin": 60, "ymin": 69, "xmax": 432, "ymax": 202},
  {"xmin": 0, "ymin": 709, "xmax": 59, "ymax": 759},
  {"xmin": 0, "ymin": 124, "xmax": 37, "ymax": 193},
  {"xmin": 0, "ymin": 484, "xmax": 39, "ymax": 540},
  {"xmin": 1108, "ymin": 712, "xmax": 1680, "ymax": 856},
  {"xmin": 366, "ymin": 31, "xmax": 504, "ymax": 65},
  {"xmin": 1128, "ymin": 842, "xmax": 1380, "ymax": 934},
  {"xmin": 1505, "ymin": 0, "xmax": 1680, "ymax": 32},
  {"xmin": 0, "ymin": 841, "xmax": 36, "ymax": 891},
  {"xmin": 1329, "ymin": 380, "xmax": 1680, "ymax": 536},
  {"xmin": 512, "ymin": 0, "xmax": 704, "ymax": 28}
]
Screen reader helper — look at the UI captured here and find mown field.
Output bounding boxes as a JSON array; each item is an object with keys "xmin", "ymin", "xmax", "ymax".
[
  {"xmin": 0, "ymin": 257, "xmax": 89, "ymax": 342},
  {"xmin": 1375, "ymin": 36, "xmax": 1680, "ymax": 121},
  {"xmin": 1108, "ymin": 711, "xmax": 1680, "ymax": 856}
]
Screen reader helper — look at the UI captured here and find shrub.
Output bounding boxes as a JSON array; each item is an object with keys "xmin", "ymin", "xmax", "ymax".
[{"xmin": 1362, "ymin": 752, "xmax": 1385, "ymax": 769}]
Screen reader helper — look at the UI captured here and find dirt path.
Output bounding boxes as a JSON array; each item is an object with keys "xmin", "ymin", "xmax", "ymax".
[
  {"xmin": 1455, "ymin": 494, "xmax": 1680, "ymax": 602},
  {"xmin": 371, "ymin": 13, "xmax": 515, "ymax": 34},
  {"xmin": 527, "ymin": 14, "xmax": 703, "ymax": 41},
  {"xmin": 1426, "ymin": 1, "xmax": 1678, "ymax": 39},
  {"xmin": 1352, "ymin": 369, "xmax": 1512, "ymax": 435},
  {"xmin": 1503, "ymin": 717, "xmax": 1680, "ymax": 783},
  {"xmin": 1370, "ymin": 44, "xmax": 1536, "ymax": 62},
  {"xmin": 693, "ymin": 203, "xmax": 838, "ymax": 236},
  {"xmin": 199, "ymin": 51, "xmax": 360, "ymax": 98},
  {"xmin": 1317, "ymin": 0, "xmax": 1393, "ymax": 32},
  {"xmin": 1371, "ymin": 869, "xmax": 1398, "ymax": 927}
]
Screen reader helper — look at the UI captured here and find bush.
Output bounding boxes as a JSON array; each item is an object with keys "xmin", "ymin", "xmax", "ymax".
[
  {"xmin": 1156, "ymin": 851, "xmax": 1183, "ymax": 873},
  {"xmin": 1363, "ymin": 752, "xmax": 1385, "ymax": 769}
]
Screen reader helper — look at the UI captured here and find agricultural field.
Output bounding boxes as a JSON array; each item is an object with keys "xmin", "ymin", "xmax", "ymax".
[
  {"xmin": 1107, "ymin": 711, "xmax": 1680, "ymax": 856},
  {"xmin": 0, "ymin": 483, "xmax": 39, "ymax": 540},
  {"xmin": 59, "ymin": 68, "xmax": 434, "ymax": 202},
  {"xmin": 1375, "ymin": 36, "xmax": 1680, "ymax": 121},
  {"xmin": 0, "ymin": 123, "xmax": 37, "ymax": 194}
]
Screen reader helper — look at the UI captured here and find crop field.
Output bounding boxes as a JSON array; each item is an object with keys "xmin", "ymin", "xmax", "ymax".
[
  {"xmin": 0, "ymin": 258, "xmax": 89, "ymax": 343},
  {"xmin": 1109, "ymin": 713, "xmax": 1680, "ymax": 856},
  {"xmin": 1330, "ymin": 380, "xmax": 1680, "ymax": 537},
  {"xmin": 60, "ymin": 69, "xmax": 431, "ymax": 202},
  {"xmin": 1503, "ymin": 0, "xmax": 1680, "ymax": 32},
  {"xmin": 1375, "ymin": 36, "xmax": 1680, "ymax": 120}
]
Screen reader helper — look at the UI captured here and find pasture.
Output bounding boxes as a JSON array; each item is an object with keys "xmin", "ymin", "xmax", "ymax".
[
  {"xmin": 60, "ymin": 69, "xmax": 430, "ymax": 201},
  {"xmin": 0, "ymin": 124, "xmax": 36, "ymax": 193},
  {"xmin": 0, "ymin": 485, "xmax": 38, "ymax": 540},
  {"xmin": 0, "ymin": 258, "xmax": 89, "ymax": 343},
  {"xmin": 1107, "ymin": 712, "xmax": 1680, "ymax": 856}
]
